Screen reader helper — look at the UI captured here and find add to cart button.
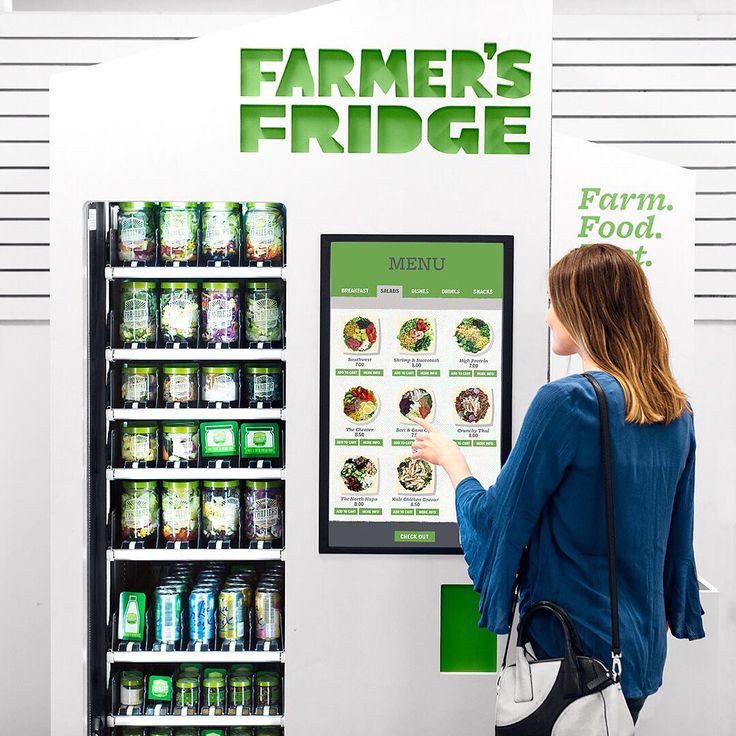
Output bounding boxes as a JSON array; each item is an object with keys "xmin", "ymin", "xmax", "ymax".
[
  {"xmin": 334, "ymin": 507, "xmax": 359, "ymax": 515},
  {"xmin": 391, "ymin": 508, "xmax": 415, "ymax": 516},
  {"xmin": 335, "ymin": 438, "xmax": 359, "ymax": 446},
  {"xmin": 392, "ymin": 369, "xmax": 416, "ymax": 377},
  {"xmin": 335, "ymin": 368, "xmax": 360, "ymax": 376},
  {"xmin": 394, "ymin": 530, "xmax": 436, "ymax": 543},
  {"xmin": 449, "ymin": 369, "xmax": 473, "ymax": 377}
]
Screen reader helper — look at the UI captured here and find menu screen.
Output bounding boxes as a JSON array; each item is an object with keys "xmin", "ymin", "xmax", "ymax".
[{"xmin": 319, "ymin": 235, "xmax": 513, "ymax": 553}]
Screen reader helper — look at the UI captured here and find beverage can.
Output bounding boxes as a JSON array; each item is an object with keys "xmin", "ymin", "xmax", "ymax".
[
  {"xmin": 218, "ymin": 589, "xmax": 245, "ymax": 641},
  {"xmin": 155, "ymin": 586, "xmax": 182, "ymax": 643},
  {"xmin": 189, "ymin": 588, "xmax": 216, "ymax": 643},
  {"xmin": 255, "ymin": 587, "xmax": 282, "ymax": 641}
]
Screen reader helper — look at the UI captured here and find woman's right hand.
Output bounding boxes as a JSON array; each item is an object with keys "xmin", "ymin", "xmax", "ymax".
[{"xmin": 411, "ymin": 417, "xmax": 473, "ymax": 487}]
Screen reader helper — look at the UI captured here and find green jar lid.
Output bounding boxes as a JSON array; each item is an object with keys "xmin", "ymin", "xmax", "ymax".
[
  {"xmin": 203, "ymin": 676, "xmax": 225, "ymax": 688},
  {"xmin": 203, "ymin": 479, "xmax": 240, "ymax": 490},
  {"xmin": 161, "ymin": 201, "xmax": 198, "ymax": 209},
  {"xmin": 122, "ymin": 364, "xmax": 158, "ymax": 375},
  {"xmin": 230, "ymin": 664, "xmax": 254, "ymax": 675},
  {"xmin": 230, "ymin": 677, "xmax": 251, "ymax": 688},
  {"xmin": 202, "ymin": 202, "xmax": 240, "ymax": 210},
  {"xmin": 148, "ymin": 730, "xmax": 173, "ymax": 736},
  {"xmin": 163, "ymin": 364, "xmax": 198, "ymax": 375},
  {"xmin": 160, "ymin": 281, "xmax": 198, "ymax": 290},
  {"xmin": 119, "ymin": 201, "xmax": 154, "ymax": 210},
  {"xmin": 202, "ymin": 364, "xmax": 239, "ymax": 375},
  {"xmin": 121, "ymin": 280, "xmax": 157, "ymax": 290},
  {"xmin": 245, "ymin": 364, "xmax": 281, "ymax": 375},
  {"xmin": 175, "ymin": 677, "xmax": 198, "ymax": 690},
  {"xmin": 202, "ymin": 282, "xmax": 239, "ymax": 290},
  {"xmin": 162, "ymin": 480, "xmax": 200, "ymax": 491},
  {"xmin": 248, "ymin": 281, "xmax": 281, "ymax": 290},
  {"xmin": 120, "ymin": 670, "xmax": 144, "ymax": 687},
  {"xmin": 162, "ymin": 422, "xmax": 199, "ymax": 434},
  {"xmin": 255, "ymin": 673, "xmax": 280, "ymax": 687},
  {"xmin": 121, "ymin": 421, "xmax": 157, "ymax": 434},
  {"xmin": 245, "ymin": 480, "xmax": 283, "ymax": 491},
  {"xmin": 122, "ymin": 480, "xmax": 158, "ymax": 492},
  {"xmin": 180, "ymin": 664, "xmax": 202, "ymax": 676},
  {"xmin": 245, "ymin": 202, "xmax": 282, "ymax": 210}
]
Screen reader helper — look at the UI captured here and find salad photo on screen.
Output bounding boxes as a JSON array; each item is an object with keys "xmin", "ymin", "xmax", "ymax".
[{"xmin": 397, "ymin": 316, "xmax": 435, "ymax": 354}]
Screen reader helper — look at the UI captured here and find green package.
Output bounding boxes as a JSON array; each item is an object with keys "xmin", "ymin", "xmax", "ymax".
[
  {"xmin": 118, "ymin": 591, "xmax": 146, "ymax": 642},
  {"xmin": 200, "ymin": 421, "xmax": 239, "ymax": 457},
  {"xmin": 239, "ymin": 422, "xmax": 281, "ymax": 459},
  {"xmin": 147, "ymin": 675, "xmax": 173, "ymax": 702}
]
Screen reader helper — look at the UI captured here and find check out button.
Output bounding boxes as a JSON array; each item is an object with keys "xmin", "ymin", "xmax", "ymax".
[{"xmin": 394, "ymin": 530, "xmax": 436, "ymax": 543}]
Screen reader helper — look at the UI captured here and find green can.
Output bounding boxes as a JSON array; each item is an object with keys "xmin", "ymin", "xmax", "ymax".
[{"xmin": 159, "ymin": 201, "xmax": 198, "ymax": 263}]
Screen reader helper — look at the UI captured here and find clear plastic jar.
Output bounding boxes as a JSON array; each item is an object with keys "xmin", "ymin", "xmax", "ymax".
[
  {"xmin": 228, "ymin": 677, "xmax": 252, "ymax": 713},
  {"xmin": 245, "ymin": 364, "xmax": 282, "ymax": 405},
  {"xmin": 159, "ymin": 281, "xmax": 198, "ymax": 343},
  {"xmin": 254, "ymin": 672, "xmax": 281, "ymax": 715},
  {"xmin": 120, "ymin": 480, "xmax": 159, "ymax": 544},
  {"xmin": 120, "ymin": 364, "xmax": 157, "ymax": 405},
  {"xmin": 161, "ymin": 480, "xmax": 199, "ymax": 543},
  {"xmin": 245, "ymin": 281, "xmax": 282, "ymax": 344},
  {"xmin": 201, "ymin": 676, "xmax": 226, "ymax": 711},
  {"xmin": 244, "ymin": 480, "xmax": 284, "ymax": 544},
  {"xmin": 119, "ymin": 670, "xmax": 144, "ymax": 709},
  {"xmin": 244, "ymin": 202, "xmax": 284, "ymax": 264},
  {"xmin": 120, "ymin": 422, "xmax": 158, "ymax": 464},
  {"xmin": 119, "ymin": 281, "xmax": 157, "ymax": 344},
  {"xmin": 162, "ymin": 422, "xmax": 199, "ymax": 463},
  {"xmin": 162, "ymin": 363, "xmax": 198, "ymax": 404},
  {"xmin": 202, "ymin": 480, "xmax": 240, "ymax": 543},
  {"xmin": 202, "ymin": 201, "xmax": 241, "ymax": 262},
  {"xmin": 159, "ymin": 201, "xmax": 198, "ymax": 263},
  {"xmin": 202, "ymin": 364, "xmax": 239, "ymax": 404},
  {"xmin": 202, "ymin": 282, "xmax": 240, "ymax": 344},
  {"xmin": 117, "ymin": 202, "xmax": 156, "ymax": 264},
  {"xmin": 174, "ymin": 677, "xmax": 199, "ymax": 709}
]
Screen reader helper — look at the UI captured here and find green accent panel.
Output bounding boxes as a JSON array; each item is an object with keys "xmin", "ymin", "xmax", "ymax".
[{"xmin": 440, "ymin": 584, "xmax": 497, "ymax": 673}]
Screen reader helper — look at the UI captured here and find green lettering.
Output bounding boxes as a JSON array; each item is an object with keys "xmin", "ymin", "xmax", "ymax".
[
  {"xmin": 578, "ymin": 215, "xmax": 600, "ymax": 238},
  {"xmin": 414, "ymin": 49, "xmax": 447, "ymax": 97},
  {"xmin": 347, "ymin": 105, "xmax": 371, "ymax": 153},
  {"xmin": 276, "ymin": 48, "xmax": 315, "ymax": 97},
  {"xmin": 579, "ymin": 187, "xmax": 600, "ymax": 210},
  {"xmin": 637, "ymin": 193, "xmax": 667, "ymax": 211},
  {"xmin": 240, "ymin": 104, "xmax": 286, "ymax": 152},
  {"xmin": 377, "ymin": 106, "xmax": 422, "ymax": 153},
  {"xmin": 451, "ymin": 50, "xmax": 492, "ymax": 98},
  {"xmin": 318, "ymin": 49, "xmax": 356, "ymax": 97},
  {"xmin": 428, "ymin": 106, "xmax": 478, "ymax": 154},
  {"xmin": 496, "ymin": 50, "xmax": 531, "ymax": 99},
  {"xmin": 484, "ymin": 106, "xmax": 529, "ymax": 154},
  {"xmin": 359, "ymin": 49, "xmax": 409, "ymax": 97},
  {"xmin": 291, "ymin": 105, "xmax": 344, "ymax": 153},
  {"xmin": 240, "ymin": 48, "xmax": 283, "ymax": 96}
]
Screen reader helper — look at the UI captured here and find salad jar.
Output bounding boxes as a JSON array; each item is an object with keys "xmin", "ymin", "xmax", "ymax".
[
  {"xmin": 119, "ymin": 670, "xmax": 145, "ymax": 710},
  {"xmin": 202, "ymin": 282, "xmax": 240, "ymax": 345},
  {"xmin": 201, "ymin": 202, "xmax": 241, "ymax": 263},
  {"xmin": 174, "ymin": 677, "xmax": 199, "ymax": 709},
  {"xmin": 228, "ymin": 676, "xmax": 252, "ymax": 713},
  {"xmin": 245, "ymin": 281, "xmax": 282, "ymax": 344},
  {"xmin": 117, "ymin": 201, "xmax": 156, "ymax": 264},
  {"xmin": 159, "ymin": 281, "xmax": 199, "ymax": 343},
  {"xmin": 202, "ymin": 480, "xmax": 240, "ymax": 544},
  {"xmin": 159, "ymin": 201, "xmax": 198, "ymax": 264},
  {"xmin": 120, "ymin": 364, "xmax": 158, "ymax": 405},
  {"xmin": 161, "ymin": 480, "xmax": 200, "ymax": 543},
  {"xmin": 120, "ymin": 422, "xmax": 158, "ymax": 464},
  {"xmin": 162, "ymin": 422, "xmax": 199, "ymax": 464},
  {"xmin": 201, "ymin": 676, "xmax": 226, "ymax": 711},
  {"xmin": 120, "ymin": 480, "xmax": 159, "ymax": 544},
  {"xmin": 245, "ymin": 364, "xmax": 282, "ymax": 406},
  {"xmin": 119, "ymin": 281, "xmax": 157, "ymax": 345},
  {"xmin": 244, "ymin": 480, "xmax": 284, "ymax": 544},
  {"xmin": 244, "ymin": 202, "xmax": 284, "ymax": 264},
  {"xmin": 202, "ymin": 364, "xmax": 240, "ymax": 404},
  {"xmin": 254, "ymin": 672, "xmax": 281, "ymax": 715},
  {"xmin": 162, "ymin": 363, "xmax": 198, "ymax": 405}
]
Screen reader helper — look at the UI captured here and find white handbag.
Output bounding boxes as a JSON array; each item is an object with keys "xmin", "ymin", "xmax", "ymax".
[{"xmin": 494, "ymin": 374, "xmax": 635, "ymax": 735}]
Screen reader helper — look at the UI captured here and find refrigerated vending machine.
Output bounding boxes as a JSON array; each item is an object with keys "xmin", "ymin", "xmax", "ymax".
[{"xmin": 50, "ymin": 1, "xmax": 553, "ymax": 734}]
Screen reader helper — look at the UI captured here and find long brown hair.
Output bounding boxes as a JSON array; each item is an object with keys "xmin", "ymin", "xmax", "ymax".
[{"xmin": 548, "ymin": 243, "xmax": 689, "ymax": 424}]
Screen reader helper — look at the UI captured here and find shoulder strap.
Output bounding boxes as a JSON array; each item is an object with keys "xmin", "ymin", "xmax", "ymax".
[{"xmin": 583, "ymin": 372, "xmax": 622, "ymax": 678}]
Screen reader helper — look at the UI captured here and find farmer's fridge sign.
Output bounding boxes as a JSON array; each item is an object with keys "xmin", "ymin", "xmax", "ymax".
[{"xmin": 240, "ymin": 45, "xmax": 533, "ymax": 154}]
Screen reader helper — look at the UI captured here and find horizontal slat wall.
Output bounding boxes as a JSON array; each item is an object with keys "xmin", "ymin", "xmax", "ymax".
[
  {"xmin": 0, "ymin": 12, "xmax": 263, "ymax": 322},
  {"xmin": 553, "ymin": 14, "xmax": 736, "ymax": 321}
]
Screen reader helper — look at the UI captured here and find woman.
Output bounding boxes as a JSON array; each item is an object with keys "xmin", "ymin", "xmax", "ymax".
[{"xmin": 412, "ymin": 244, "xmax": 704, "ymax": 725}]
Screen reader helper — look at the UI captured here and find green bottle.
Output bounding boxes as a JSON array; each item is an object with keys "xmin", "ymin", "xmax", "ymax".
[{"xmin": 118, "ymin": 592, "xmax": 146, "ymax": 642}]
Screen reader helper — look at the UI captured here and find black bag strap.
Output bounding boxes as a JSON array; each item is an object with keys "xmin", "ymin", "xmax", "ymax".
[
  {"xmin": 583, "ymin": 372, "xmax": 622, "ymax": 676},
  {"xmin": 502, "ymin": 374, "xmax": 622, "ymax": 679}
]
